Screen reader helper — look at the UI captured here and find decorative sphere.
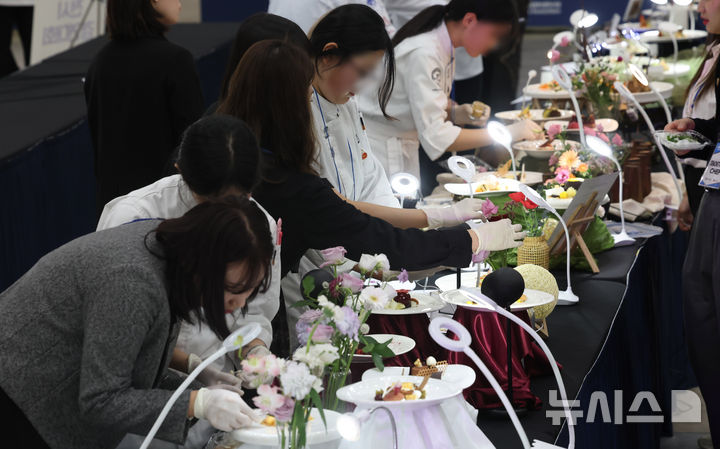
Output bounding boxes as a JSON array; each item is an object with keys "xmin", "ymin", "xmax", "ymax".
[
  {"xmin": 480, "ymin": 267, "xmax": 525, "ymax": 309},
  {"xmin": 301, "ymin": 269, "xmax": 335, "ymax": 300},
  {"xmin": 514, "ymin": 264, "xmax": 559, "ymax": 321}
]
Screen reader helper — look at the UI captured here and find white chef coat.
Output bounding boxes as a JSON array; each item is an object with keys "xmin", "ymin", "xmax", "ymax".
[
  {"xmin": 359, "ymin": 22, "xmax": 461, "ymax": 179},
  {"xmin": 267, "ymin": 0, "xmax": 396, "ymax": 36},
  {"xmin": 96, "ymin": 174, "xmax": 281, "ymax": 371}
]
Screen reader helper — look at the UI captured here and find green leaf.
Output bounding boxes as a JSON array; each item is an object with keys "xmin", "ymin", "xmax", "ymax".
[
  {"xmin": 309, "ymin": 389, "xmax": 327, "ymax": 429},
  {"xmin": 302, "ymin": 275, "xmax": 316, "ymax": 299},
  {"xmin": 290, "ymin": 299, "xmax": 318, "ymax": 309},
  {"xmin": 372, "ymin": 352, "xmax": 384, "ymax": 371}
]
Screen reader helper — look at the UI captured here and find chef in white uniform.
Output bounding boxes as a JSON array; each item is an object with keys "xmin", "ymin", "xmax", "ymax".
[
  {"xmin": 359, "ymin": 0, "xmax": 540, "ymax": 181},
  {"xmin": 267, "ymin": 0, "xmax": 396, "ymax": 36}
]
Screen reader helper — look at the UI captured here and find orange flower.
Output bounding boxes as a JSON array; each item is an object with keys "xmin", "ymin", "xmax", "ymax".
[
  {"xmin": 558, "ymin": 150, "xmax": 581, "ymax": 169},
  {"xmin": 577, "ymin": 163, "xmax": 589, "ymax": 173}
]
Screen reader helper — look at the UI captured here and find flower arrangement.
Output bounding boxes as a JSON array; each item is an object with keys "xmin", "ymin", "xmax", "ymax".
[{"xmin": 294, "ymin": 249, "xmax": 401, "ymax": 411}]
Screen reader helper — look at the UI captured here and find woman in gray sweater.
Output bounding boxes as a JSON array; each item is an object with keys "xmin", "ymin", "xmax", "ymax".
[{"xmin": 0, "ymin": 196, "xmax": 273, "ymax": 449}]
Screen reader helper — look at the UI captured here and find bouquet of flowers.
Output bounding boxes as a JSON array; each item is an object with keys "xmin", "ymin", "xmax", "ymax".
[
  {"xmin": 572, "ymin": 60, "xmax": 624, "ymax": 117},
  {"xmin": 293, "ymin": 248, "xmax": 402, "ymax": 410}
]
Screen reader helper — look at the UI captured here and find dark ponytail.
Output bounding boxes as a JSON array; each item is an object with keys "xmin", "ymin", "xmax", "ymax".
[
  {"xmin": 393, "ymin": 0, "xmax": 517, "ymax": 47},
  {"xmin": 310, "ymin": 4, "xmax": 395, "ymax": 119}
]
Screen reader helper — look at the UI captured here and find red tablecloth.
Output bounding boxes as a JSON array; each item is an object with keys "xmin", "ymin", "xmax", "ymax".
[
  {"xmin": 365, "ymin": 313, "xmax": 445, "ymax": 367},
  {"xmin": 447, "ymin": 307, "xmax": 560, "ymax": 410}
]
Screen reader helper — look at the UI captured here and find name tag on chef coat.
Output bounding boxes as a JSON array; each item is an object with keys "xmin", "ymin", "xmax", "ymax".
[
  {"xmin": 699, "ymin": 143, "xmax": 720, "ymax": 190},
  {"xmin": 430, "ymin": 61, "xmax": 454, "ymax": 96}
]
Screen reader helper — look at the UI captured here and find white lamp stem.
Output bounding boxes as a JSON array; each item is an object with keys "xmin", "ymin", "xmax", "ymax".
[
  {"xmin": 554, "ymin": 209, "xmax": 573, "ymax": 293},
  {"xmin": 503, "ymin": 143, "xmax": 517, "ymax": 179},
  {"xmin": 616, "ymin": 163, "xmax": 628, "ymax": 235},
  {"xmin": 568, "ymin": 94, "xmax": 586, "ymax": 147}
]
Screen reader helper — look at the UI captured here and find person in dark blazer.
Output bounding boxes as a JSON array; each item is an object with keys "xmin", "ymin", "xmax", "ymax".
[
  {"xmin": 0, "ymin": 197, "xmax": 272, "ymax": 449},
  {"xmin": 84, "ymin": 0, "xmax": 204, "ymax": 214}
]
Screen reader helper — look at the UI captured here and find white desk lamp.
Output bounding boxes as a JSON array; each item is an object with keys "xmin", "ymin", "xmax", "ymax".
[
  {"xmin": 628, "ymin": 63, "xmax": 673, "ymax": 124},
  {"xmin": 337, "ymin": 407, "xmax": 398, "ymax": 449},
  {"xmin": 658, "ymin": 21, "xmax": 682, "ymax": 70},
  {"xmin": 613, "ymin": 80, "xmax": 684, "ymax": 200},
  {"xmin": 487, "ymin": 120, "xmax": 517, "ymax": 179},
  {"xmin": 586, "ymin": 135, "xmax": 636, "ymax": 246},
  {"xmin": 139, "ymin": 323, "xmax": 262, "ymax": 449},
  {"xmin": 448, "ymin": 155, "xmax": 477, "ymax": 198},
  {"xmin": 552, "ymin": 65, "xmax": 586, "ymax": 148},
  {"xmin": 429, "ymin": 315, "xmax": 574, "ymax": 449},
  {"xmin": 390, "ymin": 172, "xmax": 420, "ymax": 207},
  {"xmin": 521, "ymin": 69, "xmax": 538, "ymax": 110},
  {"xmin": 517, "ymin": 183, "xmax": 579, "ymax": 305}
]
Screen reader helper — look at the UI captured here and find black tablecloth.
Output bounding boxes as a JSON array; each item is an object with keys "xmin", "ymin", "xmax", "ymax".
[{"xmin": 0, "ymin": 24, "xmax": 239, "ymax": 290}]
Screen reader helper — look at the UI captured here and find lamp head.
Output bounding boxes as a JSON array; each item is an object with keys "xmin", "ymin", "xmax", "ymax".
[
  {"xmin": 673, "ymin": 0, "xmax": 692, "ymax": 5},
  {"xmin": 586, "ymin": 135, "xmax": 617, "ymax": 162},
  {"xmin": 517, "ymin": 182, "xmax": 553, "ymax": 212},
  {"xmin": 447, "ymin": 156, "xmax": 476, "ymax": 184},
  {"xmin": 553, "ymin": 31, "xmax": 575, "ymax": 45},
  {"xmin": 429, "ymin": 316, "xmax": 474, "ymax": 352},
  {"xmin": 551, "ymin": 65, "xmax": 573, "ymax": 90},
  {"xmin": 651, "ymin": 0, "xmax": 668, "ymax": 4},
  {"xmin": 613, "ymin": 80, "xmax": 634, "ymax": 101},
  {"xmin": 628, "ymin": 63, "xmax": 649, "ymax": 87},
  {"xmin": 390, "ymin": 172, "xmax": 419, "ymax": 196},
  {"xmin": 528, "ymin": 69, "xmax": 537, "ymax": 80},
  {"xmin": 570, "ymin": 10, "xmax": 599, "ymax": 28},
  {"xmin": 487, "ymin": 120, "xmax": 512, "ymax": 147},
  {"xmin": 222, "ymin": 322, "xmax": 262, "ymax": 351},
  {"xmin": 337, "ymin": 412, "xmax": 363, "ymax": 441}
]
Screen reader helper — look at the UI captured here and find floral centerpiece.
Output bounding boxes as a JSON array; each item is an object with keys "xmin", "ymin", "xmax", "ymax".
[{"xmin": 293, "ymin": 248, "xmax": 402, "ymax": 411}]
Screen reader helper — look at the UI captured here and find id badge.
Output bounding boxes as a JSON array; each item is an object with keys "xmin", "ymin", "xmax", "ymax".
[{"xmin": 699, "ymin": 143, "xmax": 720, "ymax": 190}]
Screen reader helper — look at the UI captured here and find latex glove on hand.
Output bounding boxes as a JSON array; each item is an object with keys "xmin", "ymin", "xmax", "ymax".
[
  {"xmin": 507, "ymin": 119, "xmax": 544, "ymax": 142},
  {"xmin": 454, "ymin": 102, "xmax": 491, "ymax": 127},
  {"xmin": 193, "ymin": 387, "xmax": 263, "ymax": 431},
  {"xmin": 188, "ymin": 353, "xmax": 243, "ymax": 389},
  {"xmin": 424, "ymin": 198, "xmax": 487, "ymax": 229},
  {"xmin": 471, "ymin": 218, "xmax": 526, "ymax": 251}
]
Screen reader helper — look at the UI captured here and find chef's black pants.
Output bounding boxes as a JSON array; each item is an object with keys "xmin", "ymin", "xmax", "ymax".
[{"xmin": 683, "ymin": 190, "xmax": 720, "ymax": 447}]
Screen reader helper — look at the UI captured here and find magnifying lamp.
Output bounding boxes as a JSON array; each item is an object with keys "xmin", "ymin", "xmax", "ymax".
[
  {"xmin": 628, "ymin": 63, "xmax": 672, "ymax": 124},
  {"xmin": 390, "ymin": 172, "xmax": 420, "ymax": 206},
  {"xmin": 139, "ymin": 323, "xmax": 262, "ymax": 449},
  {"xmin": 448, "ymin": 155, "xmax": 477, "ymax": 198},
  {"xmin": 586, "ymin": 136, "xmax": 636, "ymax": 246},
  {"xmin": 337, "ymin": 407, "xmax": 398, "ymax": 448},
  {"xmin": 570, "ymin": 9, "xmax": 599, "ymax": 29},
  {"xmin": 429, "ymin": 315, "xmax": 574, "ymax": 449},
  {"xmin": 487, "ymin": 121, "xmax": 517, "ymax": 179},
  {"xmin": 552, "ymin": 66, "xmax": 586, "ymax": 148},
  {"xmin": 613, "ymin": 80, "xmax": 684, "ymax": 200},
  {"xmin": 517, "ymin": 183, "xmax": 579, "ymax": 305},
  {"xmin": 651, "ymin": 0, "xmax": 669, "ymax": 4}
]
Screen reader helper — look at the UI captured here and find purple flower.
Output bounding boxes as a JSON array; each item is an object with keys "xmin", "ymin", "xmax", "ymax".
[
  {"xmin": 612, "ymin": 134, "xmax": 623, "ymax": 146},
  {"xmin": 397, "ymin": 269, "xmax": 409, "ymax": 283},
  {"xmin": 472, "ymin": 250, "xmax": 491, "ymax": 264},
  {"xmin": 274, "ymin": 396, "xmax": 295, "ymax": 423},
  {"xmin": 548, "ymin": 154, "xmax": 559, "ymax": 166},
  {"xmin": 297, "ymin": 309, "xmax": 323, "ymax": 325},
  {"xmin": 297, "ymin": 323, "xmax": 334, "ymax": 345},
  {"xmin": 335, "ymin": 306, "xmax": 360, "ymax": 338},
  {"xmin": 339, "ymin": 273, "xmax": 364, "ymax": 293},
  {"xmin": 560, "ymin": 36, "xmax": 570, "ymax": 47},
  {"xmin": 319, "ymin": 246, "xmax": 346, "ymax": 268},
  {"xmin": 481, "ymin": 199, "xmax": 498, "ymax": 217}
]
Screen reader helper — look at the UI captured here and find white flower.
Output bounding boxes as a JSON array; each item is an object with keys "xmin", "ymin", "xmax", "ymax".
[
  {"xmin": 359, "ymin": 286, "xmax": 390, "ymax": 311},
  {"xmin": 292, "ymin": 343, "xmax": 339, "ymax": 372},
  {"xmin": 358, "ymin": 254, "xmax": 390, "ymax": 274},
  {"xmin": 280, "ymin": 361, "xmax": 318, "ymax": 401},
  {"xmin": 359, "ymin": 323, "xmax": 370, "ymax": 335}
]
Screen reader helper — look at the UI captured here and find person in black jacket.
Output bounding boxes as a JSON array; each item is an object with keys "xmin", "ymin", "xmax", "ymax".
[
  {"xmin": 665, "ymin": 4, "xmax": 720, "ymax": 445},
  {"xmin": 84, "ymin": 0, "xmax": 204, "ymax": 214}
]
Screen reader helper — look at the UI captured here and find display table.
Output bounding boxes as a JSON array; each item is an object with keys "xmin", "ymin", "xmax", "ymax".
[{"xmin": 0, "ymin": 23, "xmax": 239, "ymax": 290}]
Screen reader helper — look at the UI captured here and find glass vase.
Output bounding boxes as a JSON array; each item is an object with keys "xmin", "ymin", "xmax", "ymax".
[
  {"xmin": 275, "ymin": 420, "xmax": 309, "ymax": 449},
  {"xmin": 322, "ymin": 367, "xmax": 351, "ymax": 412}
]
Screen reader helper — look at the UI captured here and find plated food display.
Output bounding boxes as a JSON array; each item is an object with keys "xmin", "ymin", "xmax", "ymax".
[
  {"xmin": 353, "ymin": 334, "xmax": 416, "ymax": 361},
  {"xmin": 511, "ymin": 139, "xmax": 581, "ymax": 160},
  {"xmin": 654, "ymin": 130, "xmax": 711, "ymax": 152},
  {"xmin": 336, "ymin": 375, "xmax": 461, "ymax": 409},
  {"xmin": 523, "ymin": 82, "xmax": 582, "ymax": 100},
  {"xmin": 495, "ymin": 106, "xmax": 574, "ymax": 123},
  {"xmin": 372, "ymin": 291, "xmax": 446, "ymax": 315},
  {"xmin": 443, "ymin": 177, "xmax": 521, "ymax": 197}
]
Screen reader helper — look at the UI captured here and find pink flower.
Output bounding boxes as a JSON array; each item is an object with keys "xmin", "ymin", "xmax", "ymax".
[
  {"xmin": 397, "ymin": 269, "xmax": 409, "ymax": 283},
  {"xmin": 481, "ymin": 198, "xmax": 498, "ymax": 217},
  {"xmin": 273, "ymin": 396, "xmax": 295, "ymax": 423},
  {"xmin": 253, "ymin": 384, "xmax": 285, "ymax": 415},
  {"xmin": 555, "ymin": 167, "xmax": 571, "ymax": 184},
  {"xmin": 298, "ymin": 323, "xmax": 334, "ymax": 345},
  {"xmin": 548, "ymin": 154, "xmax": 559, "ymax": 166},
  {"xmin": 547, "ymin": 123, "xmax": 563, "ymax": 140},
  {"xmin": 560, "ymin": 36, "xmax": 570, "ymax": 47},
  {"xmin": 596, "ymin": 123, "xmax": 604, "ymax": 133},
  {"xmin": 319, "ymin": 246, "xmax": 346, "ymax": 267},
  {"xmin": 599, "ymin": 133, "xmax": 610, "ymax": 143},
  {"xmin": 339, "ymin": 272, "xmax": 364, "ymax": 293},
  {"xmin": 612, "ymin": 134, "xmax": 624, "ymax": 146},
  {"xmin": 584, "ymin": 127, "xmax": 597, "ymax": 137},
  {"xmin": 549, "ymin": 49, "xmax": 560, "ymax": 63}
]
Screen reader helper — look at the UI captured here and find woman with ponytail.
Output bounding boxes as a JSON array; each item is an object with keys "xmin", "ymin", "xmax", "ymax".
[{"xmin": 358, "ymin": 0, "xmax": 541, "ymax": 185}]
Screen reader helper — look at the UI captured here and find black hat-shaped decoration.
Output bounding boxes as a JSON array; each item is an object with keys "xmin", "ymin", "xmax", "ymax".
[
  {"xmin": 301, "ymin": 269, "xmax": 335, "ymax": 300},
  {"xmin": 480, "ymin": 267, "xmax": 526, "ymax": 309}
]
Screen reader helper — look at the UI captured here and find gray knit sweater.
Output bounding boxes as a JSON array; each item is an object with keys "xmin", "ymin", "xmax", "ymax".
[{"xmin": 0, "ymin": 220, "xmax": 192, "ymax": 449}]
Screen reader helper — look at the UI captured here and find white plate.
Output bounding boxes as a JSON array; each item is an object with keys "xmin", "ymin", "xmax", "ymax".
[
  {"xmin": 639, "ymin": 29, "xmax": 707, "ymax": 43},
  {"xmin": 544, "ymin": 118, "xmax": 619, "ymax": 133},
  {"xmin": 439, "ymin": 287, "xmax": 555, "ymax": 312},
  {"xmin": 372, "ymin": 291, "xmax": 446, "ymax": 315},
  {"xmin": 354, "ymin": 334, "xmax": 416, "ymax": 361},
  {"xmin": 654, "ymin": 130, "xmax": 711, "ymax": 152},
  {"xmin": 631, "ymin": 81, "xmax": 674, "ymax": 104},
  {"xmin": 336, "ymin": 375, "xmax": 461, "ymax": 410},
  {"xmin": 231, "ymin": 409, "xmax": 341, "ymax": 446},
  {"xmin": 362, "ymin": 364, "xmax": 477, "ymax": 391},
  {"xmin": 512, "ymin": 139, "xmax": 581, "ymax": 160},
  {"xmin": 523, "ymin": 83, "xmax": 583, "ymax": 100},
  {"xmin": 365, "ymin": 278, "xmax": 416, "ymax": 291},
  {"xmin": 443, "ymin": 178, "xmax": 521, "ymax": 197},
  {"xmin": 495, "ymin": 109, "xmax": 574, "ymax": 123},
  {"xmin": 483, "ymin": 170, "xmax": 544, "ymax": 186}
]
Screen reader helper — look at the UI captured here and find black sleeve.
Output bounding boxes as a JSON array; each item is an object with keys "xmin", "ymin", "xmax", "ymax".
[
  {"xmin": 290, "ymin": 176, "xmax": 472, "ymax": 271},
  {"xmin": 690, "ymin": 118, "xmax": 718, "ymax": 161},
  {"xmin": 166, "ymin": 49, "xmax": 204, "ymax": 146}
]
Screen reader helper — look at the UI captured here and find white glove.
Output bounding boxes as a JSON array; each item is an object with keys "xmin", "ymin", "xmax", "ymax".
[
  {"xmin": 507, "ymin": 119, "xmax": 544, "ymax": 142},
  {"xmin": 454, "ymin": 103, "xmax": 491, "ymax": 126},
  {"xmin": 424, "ymin": 198, "xmax": 487, "ymax": 229},
  {"xmin": 471, "ymin": 219, "xmax": 526, "ymax": 252},
  {"xmin": 233, "ymin": 345, "xmax": 272, "ymax": 388},
  {"xmin": 193, "ymin": 388, "xmax": 262, "ymax": 431},
  {"xmin": 245, "ymin": 344, "xmax": 271, "ymax": 358},
  {"xmin": 188, "ymin": 353, "xmax": 243, "ymax": 388}
]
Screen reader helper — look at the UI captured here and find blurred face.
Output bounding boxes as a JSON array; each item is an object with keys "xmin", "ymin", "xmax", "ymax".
[
  {"xmin": 152, "ymin": 0, "xmax": 182, "ymax": 26},
  {"xmin": 223, "ymin": 261, "xmax": 265, "ymax": 313},
  {"xmin": 457, "ymin": 13, "xmax": 512, "ymax": 57},
  {"xmin": 699, "ymin": 0, "xmax": 720, "ymax": 34},
  {"xmin": 315, "ymin": 43, "xmax": 384, "ymax": 104}
]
